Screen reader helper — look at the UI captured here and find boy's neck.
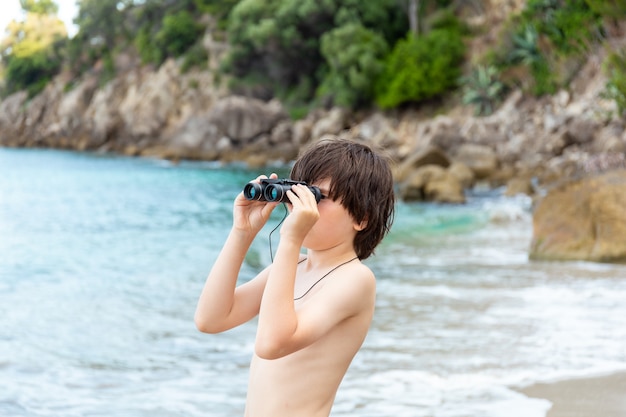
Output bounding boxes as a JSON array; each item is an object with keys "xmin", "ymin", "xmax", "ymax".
[{"xmin": 303, "ymin": 246, "xmax": 359, "ymax": 269}]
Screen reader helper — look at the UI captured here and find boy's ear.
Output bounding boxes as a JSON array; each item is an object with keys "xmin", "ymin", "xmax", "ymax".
[{"xmin": 354, "ymin": 219, "xmax": 368, "ymax": 232}]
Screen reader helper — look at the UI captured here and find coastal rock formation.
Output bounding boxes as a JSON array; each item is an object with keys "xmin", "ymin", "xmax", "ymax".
[
  {"xmin": 1, "ymin": 18, "xmax": 625, "ymax": 207},
  {"xmin": 529, "ymin": 169, "xmax": 626, "ymax": 263}
]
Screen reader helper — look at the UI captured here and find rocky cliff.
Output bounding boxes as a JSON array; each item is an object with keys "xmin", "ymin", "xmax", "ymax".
[{"xmin": 2, "ymin": 48, "xmax": 624, "ymax": 200}]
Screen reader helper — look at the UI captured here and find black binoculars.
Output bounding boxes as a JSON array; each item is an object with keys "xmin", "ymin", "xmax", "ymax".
[{"xmin": 243, "ymin": 179, "xmax": 323, "ymax": 203}]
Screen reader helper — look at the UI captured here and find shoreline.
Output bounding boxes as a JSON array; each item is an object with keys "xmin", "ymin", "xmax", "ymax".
[{"xmin": 517, "ymin": 372, "xmax": 626, "ymax": 417}]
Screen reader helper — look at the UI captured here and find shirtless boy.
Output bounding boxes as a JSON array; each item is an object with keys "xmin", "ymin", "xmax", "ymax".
[{"xmin": 195, "ymin": 138, "xmax": 395, "ymax": 417}]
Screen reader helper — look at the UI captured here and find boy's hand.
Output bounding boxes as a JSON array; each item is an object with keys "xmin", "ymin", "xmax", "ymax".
[
  {"xmin": 280, "ymin": 183, "xmax": 320, "ymax": 243},
  {"xmin": 233, "ymin": 173, "xmax": 279, "ymax": 235}
]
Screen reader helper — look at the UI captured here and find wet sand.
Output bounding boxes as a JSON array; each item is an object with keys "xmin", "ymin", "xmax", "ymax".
[{"xmin": 518, "ymin": 372, "xmax": 626, "ymax": 417}]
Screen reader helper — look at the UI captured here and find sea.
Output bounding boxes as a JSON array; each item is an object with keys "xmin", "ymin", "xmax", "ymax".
[{"xmin": 1, "ymin": 148, "xmax": 625, "ymax": 417}]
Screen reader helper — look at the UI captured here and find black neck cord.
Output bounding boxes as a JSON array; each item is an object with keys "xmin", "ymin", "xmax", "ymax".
[
  {"xmin": 294, "ymin": 257, "xmax": 358, "ymax": 300},
  {"xmin": 267, "ymin": 204, "xmax": 359, "ymax": 300},
  {"xmin": 268, "ymin": 203, "xmax": 288, "ymax": 262}
]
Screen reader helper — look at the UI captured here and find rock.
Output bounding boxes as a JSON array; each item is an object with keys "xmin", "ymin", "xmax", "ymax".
[
  {"xmin": 394, "ymin": 145, "xmax": 451, "ymax": 182},
  {"xmin": 57, "ymin": 77, "xmax": 98, "ymax": 135},
  {"xmin": 0, "ymin": 91, "xmax": 27, "ymax": 142},
  {"xmin": 453, "ymin": 143, "xmax": 499, "ymax": 179},
  {"xmin": 427, "ymin": 115, "xmax": 464, "ymax": 152},
  {"xmin": 353, "ymin": 112, "xmax": 401, "ymax": 154},
  {"xmin": 563, "ymin": 118, "xmax": 597, "ymax": 147},
  {"xmin": 85, "ymin": 79, "xmax": 125, "ymax": 147},
  {"xmin": 593, "ymin": 122, "xmax": 626, "ymax": 153},
  {"xmin": 399, "ymin": 165, "xmax": 466, "ymax": 203},
  {"xmin": 448, "ymin": 161, "xmax": 475, "ymax": 188},
  {"xmin": 118, "ymin": 61, "xmax": 181, "ymax": 138},
  {"xmin": 292, "ymin": 119, "xmax": 314, "ymax": 147},
  {"xmin": 169, "ymin": 115, "xmax": 221, "ymax": 152},
  {"xmin": 270, "ymin": 120, "xmax": 293, "ymax": 145},
  {"xmin": 459, "ymin": 117, "xmax": 507, "ymax": 146},
  {"xmin": 311, "ymin": 107, "xmax": 349, "ymax": 139},
  {"xmin": 581, "ymin": 152, "xmax": 626, "ymax": 175},
  {"xmin": 505, "ymin": 177, "xmax": 534, "ymax": 196},
  {"xmin": 207, "ymin": 96, "xmax": 288, "ymax": 143},
  {"xmin": 425, "ymin": 174, "xmax": 466, "ymax": 204},
  {"xmin": 529, "ymin": 169, "xmax": 626, "ymax": 263}
]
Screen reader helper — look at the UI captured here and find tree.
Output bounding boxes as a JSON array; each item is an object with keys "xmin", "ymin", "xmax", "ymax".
[
  {"xmin": 20, "ymin": 0, "xmax": 58, "ymax": 14},
  {"xmin": 67, "ymin": 0, "xmax": 139, "ymax": 77},
  {"xmin": 225, "ymin": 0, "xmax": 407, "ymax": 104},
  {"xmin": 1, "ymin": 0, "xmax": 67, "ymax": 96},
  {"xmin": 409, "ymin": 0, "xmax": 419, "ymax": 35},
  {"xmin": 73, "ymin": 0, "xmax": 128, "ymax": 52},
  {"xmin": 318, "ymin": 23, "xmax": 389, "ymax": 108}
]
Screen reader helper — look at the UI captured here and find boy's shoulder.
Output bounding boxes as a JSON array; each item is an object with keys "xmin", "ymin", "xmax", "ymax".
[{"xmin": 314, "ymin": 261, "xmax": 376, "ymax": 308}]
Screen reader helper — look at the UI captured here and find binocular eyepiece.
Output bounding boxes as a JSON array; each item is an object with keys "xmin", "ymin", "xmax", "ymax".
[{"xmin": 243, "ymin": 179, "xmax": 323, "ymax": 203}]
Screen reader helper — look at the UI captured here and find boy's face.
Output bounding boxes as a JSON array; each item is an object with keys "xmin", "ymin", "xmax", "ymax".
[{"xmin": 300, "ymin": 179, "xmax": 361, "ymax": 252}]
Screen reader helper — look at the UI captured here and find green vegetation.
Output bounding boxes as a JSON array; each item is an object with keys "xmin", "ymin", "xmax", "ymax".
[
  {"xmin": 602, "ymin": 49, "xmax": 626, "ymax": 116},
  {"xmin": 0, "ymin": 0, "xmax": 624, "ymax": 117},
  {"xmin": 584, "ymin": 0, "xmax": 626, "ymax": 16},
  {"xmin": 484, "ymin": 0, "xmax": 603, "ymax": 96},
  {"xmin": 317, "ymin": 23, "xmax": 389, "ymax": 108},
  {"xmin": 1, "ymin": 1, "xmax": 67, "ymax": 97},
  {"xmin": 224, "ymin": 0, "xmax": 407, "ymax": 107},
  {"xmin": 461, "ymin": 65, "xmax": 506, "ymax": 116},
  {"xmin": 375, "ymin": 27, "xmax": 465, "ymax": 109}
]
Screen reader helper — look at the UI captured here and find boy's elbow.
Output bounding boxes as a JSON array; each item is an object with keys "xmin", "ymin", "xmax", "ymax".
[
  {"xmin": 254, "ymin": 337, "xmax": 288, "ymax": 360},
  {"xmin": 194, "ymin": 313, "xmax": 221, "ymax": 334}
]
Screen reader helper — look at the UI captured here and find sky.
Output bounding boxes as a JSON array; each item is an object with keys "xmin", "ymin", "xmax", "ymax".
[{"xmin": 1, "ymin": 0, "xmax": 79, "ymax": 37}]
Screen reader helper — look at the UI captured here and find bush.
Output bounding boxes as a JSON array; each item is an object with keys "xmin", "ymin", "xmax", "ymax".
[
  {"xmin": 317, "ymin": 23, "xmax": 389, "ymax": 108},
  {"xmin": 156, "ymin": 11, "xmax": 203, "ymax": 57},
  {"xmin": 375, "ymin": 28, "xmax": 465, "ymax": 109},
  {"xmin": 4, "ymin": 51, "xmax": 61, "ymax": 97}
]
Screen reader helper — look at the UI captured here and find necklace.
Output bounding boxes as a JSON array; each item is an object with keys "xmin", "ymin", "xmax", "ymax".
[{"xmin": 293, "ymin": 257, "xmax": 359, "ymax": 300}]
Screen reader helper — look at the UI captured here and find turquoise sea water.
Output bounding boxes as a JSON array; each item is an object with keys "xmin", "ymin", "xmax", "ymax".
[{"xmin": 1, "ymin": 148, "xmax": 626, "ymax": 417}]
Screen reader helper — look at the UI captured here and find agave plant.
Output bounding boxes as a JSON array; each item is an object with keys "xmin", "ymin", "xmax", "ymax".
[
  {"xmin": 461, "ymin": 65, "xmax": 506, "ymax": 116},
  {"xmin": 509, "ymin": 24, "xmax": 542, "ymax": 67}
]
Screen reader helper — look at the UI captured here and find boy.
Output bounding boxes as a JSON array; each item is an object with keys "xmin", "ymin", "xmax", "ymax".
[{"xmin": 195, "ymin": 137, "xmax": 395, "ymax": 417}]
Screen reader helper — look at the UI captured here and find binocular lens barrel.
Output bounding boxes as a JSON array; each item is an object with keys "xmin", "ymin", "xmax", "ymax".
[
  {"xmin": 243, "ymin": 182, "xmax": 264, "ymax": 201},
  {"xmin": 264, "ymin": 184, "xmax": 287, "ymax": 203}
]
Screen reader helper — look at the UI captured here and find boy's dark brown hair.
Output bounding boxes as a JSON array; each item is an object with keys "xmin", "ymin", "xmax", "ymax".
[{"xmin": 290, "ymin": 137, "xmax": 395, "ymax": 260}]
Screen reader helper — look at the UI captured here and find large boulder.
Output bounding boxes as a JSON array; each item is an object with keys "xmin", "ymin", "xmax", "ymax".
[{"xmin": 529, "ymin": 169, "xmax": 626, "ymax": 263}]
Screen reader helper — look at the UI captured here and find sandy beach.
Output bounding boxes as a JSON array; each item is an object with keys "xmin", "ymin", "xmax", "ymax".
[{"xmin": 518, "ymin": 372, "xmax": 626, "ymax": 417}]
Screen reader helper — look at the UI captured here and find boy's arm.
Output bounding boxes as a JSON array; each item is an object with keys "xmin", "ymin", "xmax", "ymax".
[
  {"xmin": 254, "ymin": 184, "xmax": 375, "ymax": 359},
  {"xmin": 194, "ymin": 228, "xmax": 268, "ymax": 333},
  {"xmin": 195, "ymin": 174, "xmax": 278, "ymax": 334}
]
